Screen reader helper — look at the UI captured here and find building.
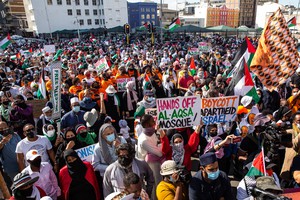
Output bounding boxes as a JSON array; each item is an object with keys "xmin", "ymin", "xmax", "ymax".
[
  {"xmin": 161, "ymin": 8, "xmax": 178, "ymax": 28},
  {"xmin": 0, "ymin": 0, "xmax": 27, "ymax": 34},
  {"xmin": 206, "ymin": 5, "xmax": 239, "ymax": 27},
  {"xmin": 255, "ymin": 2, "xmax": 284, "ymax": 28},
  {"xmin": 23, "ymin": 0, "xmax": 128, "ymax": 34},
  {"xmin": 258, "ymin": 0, "xmax": 278, "ymax": 5},
  {"xmin": 178, "ymin": 2, "xmax": 207, "ymax": 27},
  {"xmin": 127, "ymin": 2, "xmax": 157, "ymax": 28},
  {"xmin": 202, "ymin": 0, "xmax": 226, "ymax": 6}
]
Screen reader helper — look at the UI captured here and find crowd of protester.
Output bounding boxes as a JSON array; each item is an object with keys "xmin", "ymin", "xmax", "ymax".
[{"xmin": 0, "ymin": 33, "xmax": 298, "ymax": 200}]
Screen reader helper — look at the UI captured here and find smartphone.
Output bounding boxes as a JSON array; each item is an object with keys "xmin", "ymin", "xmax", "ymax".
[{"xmin": 231, "ymin": 136, "xmax": 242, "ymax": 144}]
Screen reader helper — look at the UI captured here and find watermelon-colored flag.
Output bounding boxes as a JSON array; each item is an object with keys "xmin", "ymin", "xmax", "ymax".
[
  {"xmin": 287, "ymin": 16, "xmax": 296, "ymax": 28},
  {"xmin": 190, "ymin": 57, "xmax": 196, "ymax": 76},
  {"xmin": 169, "ymin": 18, "xmax": 180, "ymax": 31},
  {"xmin": 0, "ymin": 33, "xmax": 11, "ymax": 50}
]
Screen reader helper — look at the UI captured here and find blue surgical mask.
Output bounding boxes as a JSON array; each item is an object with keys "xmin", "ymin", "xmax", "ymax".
[
  {"xmin": 72, "ymin": 106, "xmax": 80, "ymax": 112},
  {"xmin": 106, "ymin": 133, "xmax": 115, "ymax": 142},
  {"xmin": 107, "ymin": 93, "xmax": 114, "ymax": 97},
  {"xmin": 207, "ymin": 169, "xmax": 220, "ymax": 181},
  {"xmin": 148, "ymin": 97, "xmax": 155, "ymax": 102},
  {"xmin": 191, "ymin": 86, "xmax": 196, "ymax": 92},
  {"xmin": 169, "ymin": 176, "xmax": 176, "ymax": 183}
]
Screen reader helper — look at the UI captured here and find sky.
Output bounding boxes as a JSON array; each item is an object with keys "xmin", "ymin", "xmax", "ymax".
[{"xmin": 279, "ymin": 0, "xmax": 299, "ymax": 6}]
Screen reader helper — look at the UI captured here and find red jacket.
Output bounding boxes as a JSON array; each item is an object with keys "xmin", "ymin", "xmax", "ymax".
[
  {"xmin": 161, "ymin": 131, "xmax": 200, "ymax": 171},
  {"xmin": 59, "ymin": 162, "xmax": 101, "ymax": 200}
]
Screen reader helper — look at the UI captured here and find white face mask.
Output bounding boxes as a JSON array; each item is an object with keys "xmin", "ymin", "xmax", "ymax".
[
  {"xmin": 46, "ymin": 130, "xmax": 55, "ymax": 137},
  {"xmin": 297, "ymin": 123, "xmax": 300, "ymax": 129},
  {"xmin": 293, "ymin": 92, "xmax": 298, "ymax": 96}
]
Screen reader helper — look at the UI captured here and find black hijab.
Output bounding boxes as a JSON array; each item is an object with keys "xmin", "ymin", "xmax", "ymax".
[{"xmin": 63, "ymin": 149, "xmax": 87, "ymax": 179}]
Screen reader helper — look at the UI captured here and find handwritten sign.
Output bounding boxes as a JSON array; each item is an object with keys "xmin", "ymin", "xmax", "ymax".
[
  {"xmin": 51, "ymin": 61, "xmax": 62, "ymax": 120},
  {"xmin": 75, "ymin": 144, "xmax": 96, "ymax": 163},
  {"xmin": 200, "ymin": 96, "xmax": 239, "ymax": 125},
  {"xmin": 116, "ymin": 77, "xmax": 135, "ymax": 92},
  {"xmin": 145, "ymin": 108, "xmax": 157, "ymax": 122},
  {"xmin": 95, "ymin": 58, "xmax": 109, "ymax": 72},
  {"xmin": 188, "ymin": 48, "xmax": 199, "ymax": 55},
  {"xmin": 156, "ymin": 96, "xmax": 201, "ymax": 129},
  {"xmin": 44, "ymin": 45, "xmax": 56, "ymax": 53},
  {"xmin": 198, "ymin": 42, "xmax": 211, "ymax": 52}
]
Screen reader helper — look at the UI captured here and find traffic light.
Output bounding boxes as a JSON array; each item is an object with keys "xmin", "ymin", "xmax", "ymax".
[{"xmin": 124, "ymin": 24, "xmax": 130, "ymax": 34}]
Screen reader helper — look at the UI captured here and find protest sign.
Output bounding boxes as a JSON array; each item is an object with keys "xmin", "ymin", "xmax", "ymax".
[
  {"xmin": 75, "ymin": 144, "xmax": 96, "ymax": 163},
  {"xmin": 198, "ymin": 42, "xmax": 212, "ymax": 52},
  {"xmin": 95, "ymin": 58, "xmax": 109, "ymax": 72},
  {"xmin": 116, "ymin": 77, "xmax": 135, "ymax": 92},
  {"xmin": 157, "ymin": 96, "xmax": 201, "ymax": 129},
  {"xmin": 51, "ymin": 61, "xmax": 62, "ymax": 120},
  {"xmin": 200, "ymin": 96, "xmax": 239, "ymax": 125},
  {"xmin": 44, "ymin": 45, "xmax": 56, "ymax": 53},
  {"xmin": 145, "ymin": 108, "xmax": 157, "ymax": 122},
  {"xmin": 188, "ymin": 48, "xmax": 199, "ymax": 55}
]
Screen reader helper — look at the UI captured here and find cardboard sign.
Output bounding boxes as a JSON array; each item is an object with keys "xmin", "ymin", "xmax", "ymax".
[
  {"xmin": 44, "ymin": 45, "xmax": 56, "ymax": 53},
  {"xmin": 95, "ymin": 58, "xmax": 109, "ymax": 72},
  {"xmin": 156, "ymin": 96, "xmax": 201, "ymax": 129},
  {"xmin": 198, "ymin": 42, "xmax": 212, "ymax": 52},
  {"xmin": 75, "ymin": 144, "xmax": 96, "ymax": 163},
  {"xmin": 145, "ymin": 108, "xmax": 157, "ymax": 122},
  {"xmin": 188, "ymin": 48, "xmax": 199, "ymax": 55},
  {"xmin": 200, "ymin": 96, "xmax": 239, "ymax": 125},
  {"xmin": 50, "ymin": 61, "xmax": 62, "ymax": 120},
  {"xmin": 116, "ymin": 77, "xmax": 135, "ymax": 92}
]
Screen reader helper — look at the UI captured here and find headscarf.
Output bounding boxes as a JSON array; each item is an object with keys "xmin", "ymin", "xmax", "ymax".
[
  {"xmin": 63, "ymin": 149, "xmax": 87, "ymax": 179},
  {"xmin": 170, "ymin": 134, "xmax": 185, "ymax": 166},
  {"xmin": 98, "ymin": 123, "xmax": 118, "ymax": 165},
  {"xmin": 126, "ymin": 81, "xmax": 138, "ymax": 111}
]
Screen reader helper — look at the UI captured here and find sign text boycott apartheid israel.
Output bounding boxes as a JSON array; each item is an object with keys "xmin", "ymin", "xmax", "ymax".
[
  {"xmin": 201, "ymin": 96, "xmax": 239, "ymax": 125},
  {"xmin": 157, "ymin": 96, "xmax": 201, "ymax": 129}
]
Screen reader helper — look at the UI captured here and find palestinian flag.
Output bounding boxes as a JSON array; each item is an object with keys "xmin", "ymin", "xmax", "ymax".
[
  {"xmin": 37, "ymin": 71, "xmax": 47, "ymax": 99},
  {"xmin": 287, "ymin": 16, "xmax": 296, "ymax": 28},
  {"xmin": 224, "ymin": 57, "xmax": 260, "ymax": 103},
  {"xmin": 0, "ymin": 34, "xmax": 11, "ymax": 50},
  {"xmin": 246, "ymin": 148, "xmax": 273, "ymax": 177},
  {"xmin": 90, "ymin": 34, "xmax": 97, "ymax": 43},
  {"xmin": 190, "ymin": 57, "xmax": 196, "ymax": 76},
  {"xmin": 143, "ymin": 22, "xmax": 148, "ymax": 29},
  {"xmin": 226, "ymin": 37, "xmax": 256, "ymax": 78},
  {"xmin": 169, "ymin": 18, "xmax": 180, "ymax": 31}
]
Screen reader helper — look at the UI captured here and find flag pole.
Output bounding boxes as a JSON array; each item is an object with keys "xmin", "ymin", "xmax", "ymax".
[
  {"xmin": 261, "ymin": 143, "xmax": 267, "ymax": 176},
  {"xmin": 160, "ymin": 0, "xmax": 163, "ymax": 43}
]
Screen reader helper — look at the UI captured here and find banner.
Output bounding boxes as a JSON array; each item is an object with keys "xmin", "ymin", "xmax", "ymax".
[
  {"xmin": 188, "ymin": 48, "xmax": 199, "ymax": 55},
  {"xmin": 156, "ymin": 96, "xmax": 201, "ymax": 129},
  {"xmin": 198, "ymin": 42, "xmax": 212, "ymax": 52},
  {"xmin": 44, "ymin": 45, "xmax": 56, "ymax": 53},
  {"xmin": 75, "ymin": 144, "xmax": 96, "ymax": 163},
  {"xmin": 51, "ymin": 61, "xmax": 62, "ymax": 120},
  {"xmin": 250, "ymin": 9, "xmax": 299, "ymax": 91},
  {"xmin": 95, "ymin": 58, "xmax": 109, "ymax": 72},
  {"xmin": 200, "ymin": 96, "xmax": 239, "ymax": 125},
  {"xmin": 116, "ymin": 77, "xmax": 135, "ymax": 92}
]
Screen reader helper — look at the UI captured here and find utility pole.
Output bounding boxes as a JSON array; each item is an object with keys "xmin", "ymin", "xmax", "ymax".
[{"xmin": 160, "ymin": 0, "xmax": 163, "ymax": 43}]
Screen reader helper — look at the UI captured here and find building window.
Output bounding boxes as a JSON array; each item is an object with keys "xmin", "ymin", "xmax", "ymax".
[
  {"xmin": 151, "ymin": 8, "xmax": 155, "ymax": 12},
  {"xmin": 66, "ymin": 0, "xmax": 71, "ymax": 5},
  {"xmin": 92, "ymin": 0, "xmax": 97, "ymax": 5},
  {"xmin": 99, "ymin": 9, "xmax": 101, "ymax": 15},
  {"xmin": 101, "ymin": 0, "xmax": 103, "ymax": 5},
  {"xmin": 85, "ymin": 9, "xmax": 89, "ymax": 15},
  {"xmin": 141, "ymin": 8, "xmax": 145, "ymax": 12},
  {"xmin": 151, "ymin": 14, "xmax": 155, "ymax": 19},
  {"xmin": 79, "ymin": 19, "xmax": 84, "ymax": 25},
  {"xmin": 84, "ymin": 0, "xmax": 88, "ymax": 5},
  {"xmin": 93, "ymin": 9, "xmax": 97, "ymax": 15},
  {"xmin": 146, "ymin": 14, "xmax": 150, "ymax": 19},
  {"xmin": 95, "ymin": 19, "xmax": 99, "ymax": 25},
  {"xmin": 146, "ymin": 8, "xmax": 150, "ymax": 12},
  {"xmin": 87, "ymin": 19, "xmax": 92, "ymax": 25},
  {"xmin": 67, "ymin": 9, "xmax": 72, "ymax": 15},
  {"xmin": 57, "ymin": 0, "xmax": 62, "ymax": 5},
  {"xmin": 152, "ymin": 21, "xmax": 155, "ymax": 25},
  {"xmin": 102, "ymin": 9, "xmax": 104, "ymax": 15},
  {"xmin": 100, "ymin": 19, "xmax": 102, "ymax": 25},
  {"xmin": 109, "ymin": 18, "xmax": 112, "ymax": 20},
  {"xmin": 47, "ymin": 0, "xmax": 53, "ymax": 5},
  {"xmin": 102, "ymin": 19, "xmax": 105, "ymax": 24},
  {"xmin": 141, "ymin": 14, "xmax": 145, "ymax": 19},
  {"xmin": 75, "ymin": 0, "xmax": 80, "ymax": 5},
  {"xmin": 76, "ymin": 9, "xmax": 81, "ymax": 15}
]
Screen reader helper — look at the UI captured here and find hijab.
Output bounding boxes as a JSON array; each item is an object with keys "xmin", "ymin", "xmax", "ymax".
[
  {"xmin": 64, "ymin": 149, "xmax": 87, "ymax": 179},
  {"xmin": 126, "ymin": 81, "xmax": 138, "ymax": 111},
  {"xmin": 170, "ymin": 134, "xmax": 185, "ymax": 166}
]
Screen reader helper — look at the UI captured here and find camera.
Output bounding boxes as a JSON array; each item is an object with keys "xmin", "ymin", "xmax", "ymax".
[{"xmin": 177, "ymin": 166, "xmax": 192, "ymax": 183}]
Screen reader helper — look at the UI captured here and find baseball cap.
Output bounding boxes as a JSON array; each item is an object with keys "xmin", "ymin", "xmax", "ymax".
[{"xmin": 26, "ymin": 149, "xmax": 41, "ymax": 161}]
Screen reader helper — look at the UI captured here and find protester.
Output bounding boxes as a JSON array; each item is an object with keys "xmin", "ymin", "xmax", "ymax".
[{"xmin": 61, "ymin": 97, "xmax": 85, "ymax": 129}]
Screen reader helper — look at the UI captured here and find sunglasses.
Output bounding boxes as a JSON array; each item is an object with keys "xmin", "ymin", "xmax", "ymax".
[{"xmin": 24, "ymin": 128, "xmax": 34, "ymax": 133}]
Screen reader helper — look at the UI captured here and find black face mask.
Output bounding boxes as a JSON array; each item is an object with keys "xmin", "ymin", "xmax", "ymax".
[
  {"xmin": 26, "ymin": 131, "xmax": 35, "ymax": 139},
  {"xmin": 18, "ymin": 186, "xmax": 33, "ymax": 198},
  {"xmin": 65, "ymin": 136, "xmax": 76, "ymax": 143},
  {"xmin": 30, "ymin": 157, "xmax": 41, "ymax": 168},
  {"xmin": 2, "ymin": 101, "xmax": 9, "ymax": 106},
  {"xmin": 209, "ymin": 131, "xmax": 217, "ymax": 137},
  {"xmin": 80, "ymin": 132, "xmax": 88, "ymax": 138},
  {"xmin": 17, "ymin": 102, "xmax": 27, "ymax": 108},
  {"xmin": 118, "ymin": 156, "xmax": 133, "ymax": 167},
  {"xmin": 0, "ymin": 129, "xmax": 13, "ymax": 137}
]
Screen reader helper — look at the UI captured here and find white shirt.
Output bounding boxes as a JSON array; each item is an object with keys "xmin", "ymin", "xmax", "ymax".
[
  {"xmin": 15, "ymin": 135, "xmax": 52, "ymax": 166},
  {"xmin": 23, "ymin": 162, "xmax": 61, "ymax": 200},
  {"xmin": 137, "ymin": 132, "xmax": 162, "ymax": 160}
]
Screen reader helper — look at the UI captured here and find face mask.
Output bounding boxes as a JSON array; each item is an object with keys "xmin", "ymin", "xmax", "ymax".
[
  {"xmin": 108, "ymin": 93, "xmax": 115, "ymax": 97},
  {"xmin": 297, "ymin": 123, "xmax": 300, "ymax": 129},
  {"xmin": 106, "ymin": 133, "xmax": 115, "ymax": 142},
  {"xmin": 2, "ymin": 101, "xmax": 9, "ymax": 106},
  {"xmin": 45, "ymin": 116, "xmax": 52, "ymax": 121},
  {"xmin": 207, "ymin": 169, "xmax": 220, "ymax": 181},
  {"xmin": 148, "ymin": 97, "xmax": 155, "ymax": 102},
  {"xmin": 31, "ymin": 157, "xmax": 41, "ymax": 168},
  {"xmin": 118, "ymin": 156, "xmax": 133, "ymax": 167},
  {"xmin": 191, "ymin": 86, "xmax": 196, "ymax": 92},
  {"xmin": 18, "ymin": 187, "xmax": 33, "ymax": 197},
  {"xmin": 169, "ymin": 175, "xmax": 177, "ymax": 183},
  {"xmin": 80, "ymin": 131, "xmax": 88, "ymax": 138},
  {"xmin": 173, "ymin": 142, "xmax": 184, "ymax": 151},
  {"xmin": 65, "ymin": 136, "xmax": 76, "ymax": 143},
  {"xmin": 209, "ymin": 131, "xmax": 217, "ymax": 137},
  {"xmin": 72, "ymin": 106, "xmax": 80, "ymax": 112},
  {"xmin": 27, "ymin": 131, "xmax": 35, "ymax": 139},
  {"xmin": 46, "ymin": 130, "xmax": 55, "ymax": 138},
  {"xmin": 77, "ymin": 83, "xmax": 81, "ymax": 86}
]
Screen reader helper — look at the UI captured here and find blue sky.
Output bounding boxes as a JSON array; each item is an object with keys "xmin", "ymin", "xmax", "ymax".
[{"xmin": 279, "ymin": 0, "xmax": 299, "ymax": 6}]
